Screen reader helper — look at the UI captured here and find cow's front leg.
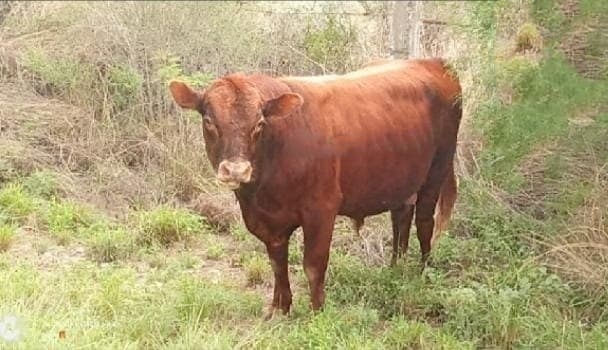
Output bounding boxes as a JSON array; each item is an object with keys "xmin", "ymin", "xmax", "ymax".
[
  {"xmin": 264, "ymin": 236, "xmax": 292, "ymax": 319},
  {"xmin": 302, "ymin": 213, "xmax": 336, "ymax": 311}
]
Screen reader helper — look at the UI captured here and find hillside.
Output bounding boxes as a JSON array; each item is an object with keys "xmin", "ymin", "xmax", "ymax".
[{"xmin": 0, "ymin": 1, "xmax": 607, "ymax": 349}]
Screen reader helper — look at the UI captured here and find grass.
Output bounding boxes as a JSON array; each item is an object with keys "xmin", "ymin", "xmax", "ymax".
[
  {"xmin": 136, "ymin": 207, "xmax": 205, "ymax": 247},
  {"xmin": 0, "ymin": 223, "xmax": 16, "ymax": 252},
  {"xmin": 43, "ymin": 200, "xmax": 94, "ymax": 245},
  {"xmin": 0, "ymin": 183, "xmax": 36, "ymax": 222},
  {"xmin": 85, "ymin": 223, "xmax": 134, "ymax": 263},
  {"xmin": 242, "ymin": 253, "xmax": 271, "ymax": 287},
  {"xmin": 0, "ymin": 0, "xmax": 607, "ymax": 348}
]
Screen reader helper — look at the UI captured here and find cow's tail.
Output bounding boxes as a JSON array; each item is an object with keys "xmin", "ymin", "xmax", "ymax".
[{"xmin": 431, "ymin": 160, "xmax": 458, "ymax": 248}]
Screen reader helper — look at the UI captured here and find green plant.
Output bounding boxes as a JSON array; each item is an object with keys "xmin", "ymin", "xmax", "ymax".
[
  {"xmin": 44, "ymin": 200, "xmax": 93, "ymax": 245},
  {"xmin": 0, "ymin": 183, "xmax": 36, "ymax": 221},
  {"xmin": 156, "ymin": 53, "xmax": 214, "ymax": 88},
  {"xmin": 85, "ymin": 223, "xmax": 134, "ymax": 263},
  {"xmin": 0, "ymin": 223, "xmax": 16, "ymax": 252},
  {"xmin": 516, "ymin": 22, "xmax": 542, "ymax": 52},
  {"xmin": 303, "ymin": 15, "xmax": 357, "ymax": 73},
  {"xmin": 206, "ymin": 241, "xmax": 225, "ymax": 260},
  {"xmin": 22, "ymin": 170, "xmax": 59, "ymax": 199},
  {"xmin": 242, "ymin": 253, "xmax": 270, "ymax": 286},
  {"xmin": 107, "ymin": 64, "xmax": 143, "ymax": 112},
  {"xmin": 137, "ymin": 207, "xmax": 204, "ymax": 246},
  {"xmin": 22, "ymin": 48, "xmax": 92, "ymax": 98},
  {"xmin": 176, "ymin": 276, "xmax": 262, "ymax": 322},
  {"xmin": 91, "ymin": 269, "xmax": 135, "ymax": 320}
]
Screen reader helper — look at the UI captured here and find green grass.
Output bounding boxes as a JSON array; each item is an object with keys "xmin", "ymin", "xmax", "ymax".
[
  {"xmin": 136, "ymin": 207, "xmax": 205, "ymax": 247},
  {"xmin": 0, "ymin": 223, "xmax": 16, "ymax": 252},
  {"xmin": 242, "ymin": 252, "xmax": 271, "ymax": 287},
  {"xmin": 43, "ymin": 200, "xmax": 94, "ymax": 245},
  {"xmin": 1, "ymin": 1, "xmax": 607, "ymax": 348},
  {"xmin": 0, "ymin": 183, "xmax": 36, "ymax": 222},
  {"xmin": 85, "ymin": 222, "xmax": 134, "ymax": 263}
]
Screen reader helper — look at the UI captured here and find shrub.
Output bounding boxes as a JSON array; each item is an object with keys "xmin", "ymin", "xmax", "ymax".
[
  {"xmin": 136, "ymin": 207, "xmax": 204, "ymax": 246},
  {"xmin": 22, "ymin": 48, "xmax": 92, "ymax": 99},
  {"xmin": 303, "ymin": 14, "xmax": 357, "ymax": 73},
  {"xmin": 155, "ymin": 53, "xmax": 213, "ymax": 88},
  {"xmin": 22, "ymin": 170, "xmax": 59, "ymax": 199},
  {"xmin": 107, "ymin": 64, "xmax": 143, "ymax": 112},
  {"xmin": 0, "ymin": 223, "xmax": 16, "ymax": 252}
]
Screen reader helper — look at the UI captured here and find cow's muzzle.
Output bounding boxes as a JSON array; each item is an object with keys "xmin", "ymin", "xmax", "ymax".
[{"xmin": 217, "ymin": 160, "xmax": 253, "ymax": 190}]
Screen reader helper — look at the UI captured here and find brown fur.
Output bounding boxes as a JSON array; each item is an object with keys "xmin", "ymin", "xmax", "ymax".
[{"xmin": 169, "ymin": 58, "xmax": 462, "ymax": 316}]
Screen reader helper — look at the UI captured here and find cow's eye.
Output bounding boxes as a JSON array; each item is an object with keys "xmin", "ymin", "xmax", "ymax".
[
  {"xmin": 252, "ymin": 119, "xmax": 266, "ymax": 138},
  {"xmin": 202, "ymin": 116, "xmax": 218, "ymax": 134}
]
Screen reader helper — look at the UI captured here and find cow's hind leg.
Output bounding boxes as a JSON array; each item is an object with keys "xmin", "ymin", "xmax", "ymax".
[
  {"xmin": 390, "ymin": 204, "xmax": 414, "ymax": 266},
  {"xmin": 302, "ymin": 212, "xmax": 337, "ymax": 311},
  {"xmin": 415, "ymin": 170, "xmax": 448, "ymax": 267}
]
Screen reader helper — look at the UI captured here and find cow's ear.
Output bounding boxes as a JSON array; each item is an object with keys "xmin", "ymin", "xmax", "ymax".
[
  {"xmin": 263, "ymin": 93, "xmax": 303, "ymax": 119},
  {"xmin": 169, "ymin": 80, "xmax": 201, "ymax": 110}
]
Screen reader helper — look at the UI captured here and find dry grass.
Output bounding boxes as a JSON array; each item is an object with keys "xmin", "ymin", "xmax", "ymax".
[
  {"xmin": 0, "ymin": 1, "xmax": 388, "ymax": 224},
  {"xmin": 545, "ymin": 161, "xmax": 608, "ymax": 296}
]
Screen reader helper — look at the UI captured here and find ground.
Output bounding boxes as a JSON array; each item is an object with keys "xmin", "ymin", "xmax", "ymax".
[
  {"xmin": 0, "ymin": 81, "xmax": 606, "ymax": 348},
  {"xmin": 1, "ymin": 0, "xmax": 608, "ymax": 348}
]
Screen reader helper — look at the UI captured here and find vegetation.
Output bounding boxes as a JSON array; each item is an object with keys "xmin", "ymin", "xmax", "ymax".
[{"xmin": 0, "ymin": 1, "xmax": 606, "ymax": 348}]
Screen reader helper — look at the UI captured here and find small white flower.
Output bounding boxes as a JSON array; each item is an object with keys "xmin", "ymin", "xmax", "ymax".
[{"xmin": 0, "ymin": 315, "xmax": 21, "ymax": 343}]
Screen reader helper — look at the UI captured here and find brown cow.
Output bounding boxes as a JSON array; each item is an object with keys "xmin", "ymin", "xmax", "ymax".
[{"xmin": 169, "ymin": 58, "xmax": 462, "ymax": 317}]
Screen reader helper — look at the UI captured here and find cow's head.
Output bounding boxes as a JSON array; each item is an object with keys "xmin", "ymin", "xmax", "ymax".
[{"xmin": 169, "ymin": 78, "xmax": 303, "ymax": 190}]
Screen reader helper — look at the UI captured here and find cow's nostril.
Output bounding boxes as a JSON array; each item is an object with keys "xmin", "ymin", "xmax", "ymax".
[
  {"xmin": 217, "ymin": 160, "xmax": 252, "ymax": 183},
  {"xmin": 218, "ymin": 161, "xmax": 231, "ymax": 179}
]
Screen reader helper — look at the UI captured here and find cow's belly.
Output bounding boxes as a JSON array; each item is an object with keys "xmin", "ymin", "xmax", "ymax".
[{"xmin": 336, "ymin": 144, "xmax": 434, "ymax": 218}]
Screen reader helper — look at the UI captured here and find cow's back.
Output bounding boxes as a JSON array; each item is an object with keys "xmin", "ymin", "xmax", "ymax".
[{"xmin": 279, "ymin": 59, "xmax": 461, "ymax": 218}]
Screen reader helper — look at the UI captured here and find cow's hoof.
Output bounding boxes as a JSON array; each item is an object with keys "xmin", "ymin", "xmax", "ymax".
[{"xmin": 264, "ymin": 305, "xmax": 289, "ymax": 321}]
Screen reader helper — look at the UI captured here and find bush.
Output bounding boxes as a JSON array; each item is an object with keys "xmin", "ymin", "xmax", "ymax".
[
  {"xmin": 107, "ymin": 64, "xmax": 143, "ymax": 112},
  {"xmin": 136, "ymin": 207, "xmax": 204, "ymax": 246},
  {"xmin": 22, "ymin": 48, "xmax": 93, "ymax": 99},
  {"xmin": 21, "ymin": 170, "xmax": 59, "ymax": 199},
  {"xmin": 303, "ymin": 14, "xmax": 358, "ymax": 73}
]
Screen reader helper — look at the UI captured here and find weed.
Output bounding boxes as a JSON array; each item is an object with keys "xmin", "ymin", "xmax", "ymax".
[
  {"xmin": 176, "ymin": 276, "xmax": 262, "ymax": 322},
  {"xmin": 44, "ymin": 200, "xmax": 93, "ymax": 245},
  {"xmin": 242, "ymin": 253, "xmax": 271, "ymax": 286},
  {"xmin": 0, "ymin": 183, "xmax": 36, "ymax": 221},
  {"xmin": 85, "ymin": 223, "xmax": 134, "ymax": 263},
  {"xmin": 516, "ymin": 22, "xmax": 542, "ymax": 52},
  {"xmin": 21, "ymin": 170, "xmax": 59, "ymax": 199},
  {"xmin": 206, "ymin": 241, "xmax": 225, "ymax": 260},
  {"xmin": 136, "ymin": 207, "xmax": 204, "ymax": 246},
  {"xmin": 0, "ymin": 223, "xmax": 16, "ymax": 252},
  {"xmin": 176, "ymin": 252, "xmax": 199, "ymax": 269}
]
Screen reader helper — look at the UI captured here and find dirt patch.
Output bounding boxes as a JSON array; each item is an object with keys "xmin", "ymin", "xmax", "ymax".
[{"xmin": 7, "ymin": 226, "xmax": 87, "ymax": 270}]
